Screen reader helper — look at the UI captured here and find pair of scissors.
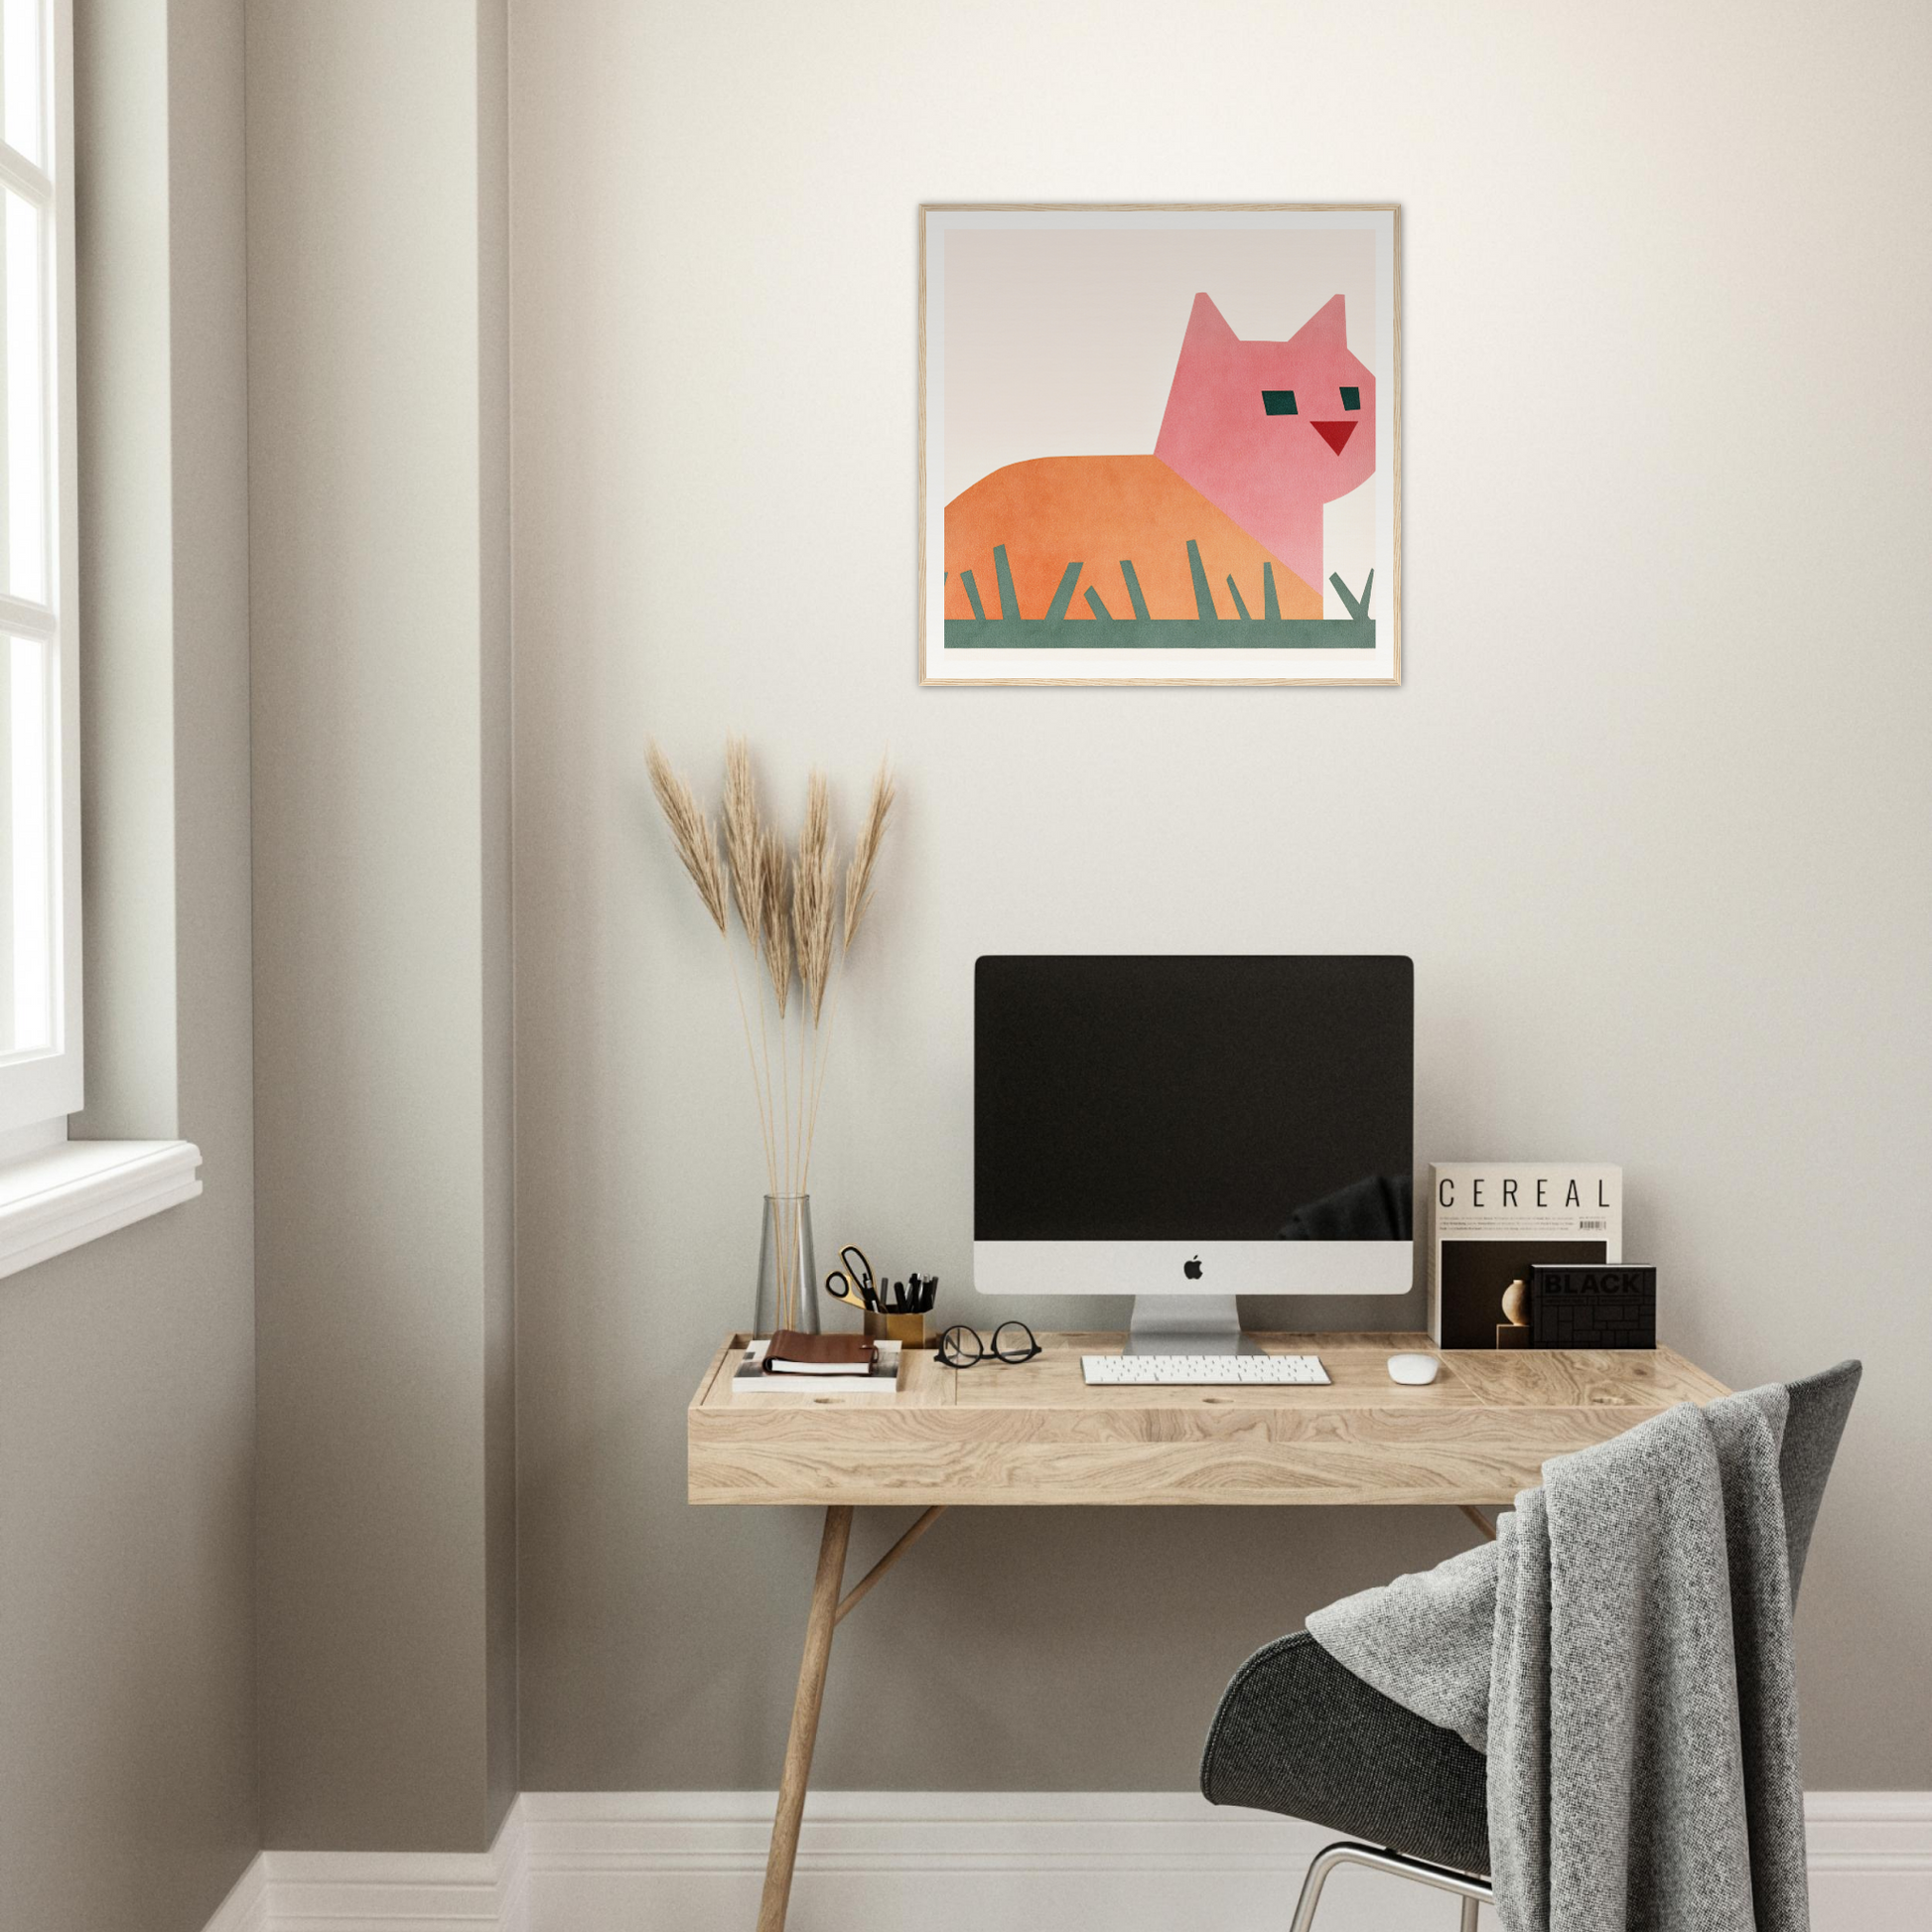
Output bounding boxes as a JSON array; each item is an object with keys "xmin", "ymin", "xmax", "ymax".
[{"xmin": 824, "ymin": 1244, "xmax": 878, "ymax": 1312}]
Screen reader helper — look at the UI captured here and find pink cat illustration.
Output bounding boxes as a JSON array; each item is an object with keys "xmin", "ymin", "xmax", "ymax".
[{"xmin": 947, "ymin": 292, "xmax": 1375, "ymax": 623}]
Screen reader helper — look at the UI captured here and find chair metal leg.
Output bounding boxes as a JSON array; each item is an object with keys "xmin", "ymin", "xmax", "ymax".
[{"xmin": 1288, "ymin": 1841, "xmax": 1493, "ymax": 1932}]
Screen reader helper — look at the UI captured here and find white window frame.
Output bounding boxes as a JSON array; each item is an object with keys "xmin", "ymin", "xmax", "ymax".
[
  {"xmin": 0, "ymin": 0, "xmax": 200, "ymax": 1278},
  {"xmin": 0, "ymin": 0, "xmax": 78, "ymax": 1141}
]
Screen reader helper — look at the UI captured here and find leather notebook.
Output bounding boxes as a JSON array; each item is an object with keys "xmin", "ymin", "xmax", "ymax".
[{"xmin": 763, "ymin": 1330, "xmax": 879, "ymax": 1375}]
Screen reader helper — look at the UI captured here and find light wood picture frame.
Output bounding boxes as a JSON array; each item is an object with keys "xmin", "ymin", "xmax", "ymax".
[{"xmin": 919, "ymin": 205, "xmax": 1401, "ymax": 688}]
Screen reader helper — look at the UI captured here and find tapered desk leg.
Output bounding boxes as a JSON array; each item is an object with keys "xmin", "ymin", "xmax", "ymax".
[{"xmin": 757, "ymin": 1504, "xmax": 853, "ymax": 1932}]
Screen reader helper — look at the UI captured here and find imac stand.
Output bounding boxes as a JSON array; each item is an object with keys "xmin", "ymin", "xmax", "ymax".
[{"xmin": 1124, "ymin": 1294, "xmax": 1258, "ymax": 1356}]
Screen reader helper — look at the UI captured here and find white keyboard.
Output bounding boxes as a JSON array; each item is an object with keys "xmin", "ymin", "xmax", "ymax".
[{"xmin": 1081, "ymin": 1352, "xmax": 1329, "ymax": 1386}]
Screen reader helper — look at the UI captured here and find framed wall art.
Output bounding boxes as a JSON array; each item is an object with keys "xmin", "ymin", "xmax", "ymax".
[{"xmin": 919, "ymin": 205, "xmax": 1400, "ymax": 687}]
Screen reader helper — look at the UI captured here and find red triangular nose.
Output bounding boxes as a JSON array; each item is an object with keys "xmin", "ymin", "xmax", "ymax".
[{"xmin": 1313, "ymin": 420, "xmax": 1356, "ymax": 455}]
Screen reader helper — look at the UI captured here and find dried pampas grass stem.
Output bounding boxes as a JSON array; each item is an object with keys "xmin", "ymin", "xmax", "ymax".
[
  {"xmin": 645, "ymin": 741, "xmax": 728, "ymax": 936},
  {"xmin": 723, "ymin": 736, "xmax": 763, "ymax": 939},
  {"xmin": 794, "ymin": 772, "xmax": 836, "ymax": 1025},
  {"xmin": 645, "ymin": 737, "xmax": 897, "ymax": 1254},
  {"xmin": 792, "ymin": 771, "xmax": 837, "ymax": 1173},
  {"xmin": 844, "ymin": 759, "xmax": 896, "ymax": 949},
  {"xmin": 648, "ymin": 740, "xmax": 773, "ymax": 1184},
  {"xmin": 805, "ymin": 757, "xmax": 896, "ymax": 1189},
  {"xmin": 759, "ymin": 828, "xmax": 793, "ymax": 1017}
]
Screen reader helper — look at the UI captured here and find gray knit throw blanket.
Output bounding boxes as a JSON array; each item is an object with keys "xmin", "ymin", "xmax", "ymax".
[{"xmin": 1307, "ymin": 1388, "xmax": 1809, "ymax": 1932}]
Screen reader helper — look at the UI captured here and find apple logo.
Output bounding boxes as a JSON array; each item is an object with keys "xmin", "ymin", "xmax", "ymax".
[{"xmin": 1183, "ymin": 1255, "xmax": 1203, "ymax": 1280}]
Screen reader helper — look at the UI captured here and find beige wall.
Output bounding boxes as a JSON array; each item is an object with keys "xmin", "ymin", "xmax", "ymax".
[
  {"xmin": 510, "ymin": 0, "xmax": 1932, "ymax": 1795},
  {"xmin": 0, "ymin": 0, "xmax": 259, "ymax": 1928},
  {"xmin": 248, "ymin": 0, "xmax": 515, "ymax": 1853}
]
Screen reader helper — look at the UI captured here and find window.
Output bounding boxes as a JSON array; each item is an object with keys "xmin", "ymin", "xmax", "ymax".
[
  {"xmin": 0, "ymin": 0, "xmax": 75, "ymax": 1142},
  {"xmin": 0, "ymin": 0, "xmax": 199, "ymax": 1277}
]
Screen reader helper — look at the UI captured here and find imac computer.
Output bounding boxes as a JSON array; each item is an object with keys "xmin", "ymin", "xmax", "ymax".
[{"xmin": 973, "ymin": 955, "xmax": 1414, "ymax": 1354}]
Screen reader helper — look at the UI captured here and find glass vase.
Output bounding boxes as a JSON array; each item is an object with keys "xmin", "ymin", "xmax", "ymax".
[{"xmin": 754, "ymin": 1193, "xmax": 818, "ymax": 1338}]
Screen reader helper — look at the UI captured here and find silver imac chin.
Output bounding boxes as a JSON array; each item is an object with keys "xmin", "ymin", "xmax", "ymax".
[
  {"xmin": 972, "ymin": 1239, "xmax": 1413, "ymax": 1354},
  {"xmin": 973, "ymin": 955, "xmax": 1417, "ymax": 1356}
]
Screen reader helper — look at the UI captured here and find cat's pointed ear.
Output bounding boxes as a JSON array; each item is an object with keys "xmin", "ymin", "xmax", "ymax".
[
  {"xmin": 1182, "ymin": 293, "xmax": 1239, "ymax": 350},
  {"xmin": 1293, "ymin": 295, "xmax": 1348, "ymax": 348}
]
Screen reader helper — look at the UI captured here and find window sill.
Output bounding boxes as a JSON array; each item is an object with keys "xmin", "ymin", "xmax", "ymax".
[{"xmin": 0, "ymin": 1139, "xmax": 204, "ymax": 1282}]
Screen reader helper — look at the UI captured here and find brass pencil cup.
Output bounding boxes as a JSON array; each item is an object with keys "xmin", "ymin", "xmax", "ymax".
[{"xmin": 866, "ymin": 1310, "xmax": 927, "ymax": 1348}]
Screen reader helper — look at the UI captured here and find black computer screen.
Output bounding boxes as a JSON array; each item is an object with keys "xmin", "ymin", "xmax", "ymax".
[{"xmin": 974, "ymin": 956, "xmax": 1414, "ymax": 1241}]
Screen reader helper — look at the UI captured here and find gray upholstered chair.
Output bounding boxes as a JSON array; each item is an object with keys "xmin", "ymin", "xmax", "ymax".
[{"xmin": 1200, "ymin": 1361, "xmax": 1862, "ymax": 1930}]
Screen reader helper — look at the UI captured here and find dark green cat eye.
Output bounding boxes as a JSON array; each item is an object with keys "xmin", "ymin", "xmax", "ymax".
[
  {"xmin": 1339, "ymin": 386, "xmax": 1361, "ymax": 411},
  {"xmin": 1261, "ymin": 389, "xmax": 1297, "ymax": 416}
]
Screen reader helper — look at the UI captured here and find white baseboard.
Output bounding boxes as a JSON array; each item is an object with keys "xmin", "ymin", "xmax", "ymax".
[
  {"xmin": 201, "ymin": 1789, "xmax": 1932, "ymax": 1932},
  {"xmin": 202, "ymin": 1851, "xmax": 268, "ymax": 1932},
  {"xmin": 202, "ymin": 1809, "xmax": 527, "ymax": 1932}
]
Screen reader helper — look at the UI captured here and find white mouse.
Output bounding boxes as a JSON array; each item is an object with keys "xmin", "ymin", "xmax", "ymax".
[{"xmin": 1387, "ymin": 1352, "xmax": 1442, "ymax": 1386}]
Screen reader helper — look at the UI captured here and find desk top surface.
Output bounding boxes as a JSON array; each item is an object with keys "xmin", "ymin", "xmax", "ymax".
[{"xmin": 687, "ymin": 1331, "xmax": 1729, "ymax": 1509}]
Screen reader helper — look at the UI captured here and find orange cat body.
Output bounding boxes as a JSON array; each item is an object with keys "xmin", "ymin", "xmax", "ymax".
[{"xmin": 944, "ymin": 455, "xmax": 1320, "ymax": 622}]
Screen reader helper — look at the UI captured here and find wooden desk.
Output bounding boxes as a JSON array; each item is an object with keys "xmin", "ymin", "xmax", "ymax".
[{"xmin": 688, "ymin": 1330, "xmax": 1728, "ymax": 1931}]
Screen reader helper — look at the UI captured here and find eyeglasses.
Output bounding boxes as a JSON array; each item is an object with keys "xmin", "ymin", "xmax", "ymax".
[{"xmin": 937, "ymin": 1320, "xmax": 1040, "ymax": 1368}]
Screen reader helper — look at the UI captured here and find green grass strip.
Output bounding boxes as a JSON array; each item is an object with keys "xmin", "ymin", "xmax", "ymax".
[{"xmin": 943, "ymin": 617, "xmax": 1374, "ymax": 650}]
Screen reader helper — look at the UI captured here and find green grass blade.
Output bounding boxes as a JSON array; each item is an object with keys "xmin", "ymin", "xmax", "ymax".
[
  {"xmin": 960, "ymin": 570, "xmax": 986, "ymax": 621},
  {"xmin": 1263, "ymin": 563, "xmax": 1281, "ymax": 621},
  {"xmin": 1226, "ymin": 575, "xmax": 1253, "ymax": 621},
  {"xmin": 1119, "ymin": 560, "xmax": 1151, "ymax": 621},
  {"xmin": 1186, "ymin": 540, "xmax": 1219, "ymax": 620},
  {"xmin": 1083, "ymin": 587, "xmax": 1114, "ymax": 620},
  {"xmin": 1044, "ymin": 563, "xmax": 1082, "ymax": 622},
  {"xmin": 1328, "ymin": 571, "xmax": 1365, "ymax": 621},
  {"xmin": 993, "ymin": 544, "xmax": 1020, "ymax": 621}
]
